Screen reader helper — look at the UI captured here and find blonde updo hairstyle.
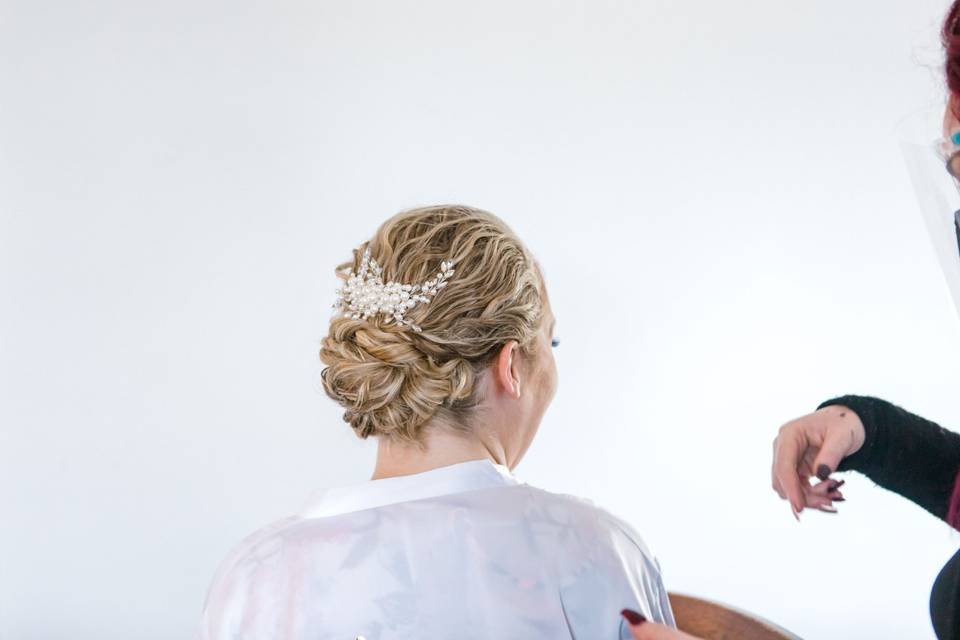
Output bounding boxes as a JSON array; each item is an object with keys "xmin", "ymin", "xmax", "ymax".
[{"xmin": 320, "ymin": 205, "xmax": 545, "ymax": 446}]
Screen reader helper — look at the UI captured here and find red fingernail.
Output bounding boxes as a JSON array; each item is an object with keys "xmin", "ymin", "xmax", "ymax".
[
  {"xmin": 816, "ymin": 465, "xmax": 832, "ymax": 481},
  {"xmin": 621, "ymin": 609, "xmax": 647, "ymax": 626},
  {"xmin": 833, "ymin": 497, "xmax": 846, "ymax": 502}
]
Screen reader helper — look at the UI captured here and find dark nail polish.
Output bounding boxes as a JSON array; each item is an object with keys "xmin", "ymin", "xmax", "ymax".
[
  {"xmin": 621, "ymin": 609, "xmax": 647, "ymax": 626},
  {"xmin": 833, "ymin": 497, "xmax": 846, "ymax": 502},
  {"xmin": 816, "ymin": 464, "xmax": 832, "ymax": 481},
  {"xmin": 835, "ymin": 479, "xmax": 845, "ymax": 489}
]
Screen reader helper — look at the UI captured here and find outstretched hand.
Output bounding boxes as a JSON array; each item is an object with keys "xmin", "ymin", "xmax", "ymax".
[{"xmin": 771, "ymin": 404, "xmax": 866, "ymax": 518}]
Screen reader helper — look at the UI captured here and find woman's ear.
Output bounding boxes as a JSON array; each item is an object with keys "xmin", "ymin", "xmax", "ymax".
[{"xmin": 494, "ymin": 341, "xmax": 522, "ymax": 399}]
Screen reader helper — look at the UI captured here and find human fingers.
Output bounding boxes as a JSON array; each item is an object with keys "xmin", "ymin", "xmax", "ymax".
[
  {"xmin": 792, "ymin": 478, "xmax": 845, "ymax": 514},
  {"xmin": 771, "ymin": 438, "xmax": 787, "ymax": 500},
  {"xmin": 809, "ymin": 478, "xmax": 845, "ymax": 498},
  {"xmin": 622, "ymin": 610, "xmax": 702, "ymax": 639},
  {"xmin": 772, "ymin": 422, "xmax": 809, "ymax": 518},
  {"xmin": 804, "ymin": 479, "xmax": 845, "ymax": 512}
]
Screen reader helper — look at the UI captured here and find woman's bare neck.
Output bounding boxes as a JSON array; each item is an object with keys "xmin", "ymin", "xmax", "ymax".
[{"xmin": 370, "ymin": 427, "xmax": 507, "ymax": 480}]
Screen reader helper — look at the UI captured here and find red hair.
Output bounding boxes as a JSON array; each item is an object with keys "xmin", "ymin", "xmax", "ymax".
[
  {"xmin": 944, "ymin": 0, "xmax": 960, "ymax": 118},
  {"xmin": 943, "ymin": 1, "xmax": 960, "ymax": 531},
  {"xmin": 947, "ymin": 473, "xmax": 960, "ymax": 530},
  {"xmin": 948, "ymin": 472, "xmax": 960, "ymax": 531}
]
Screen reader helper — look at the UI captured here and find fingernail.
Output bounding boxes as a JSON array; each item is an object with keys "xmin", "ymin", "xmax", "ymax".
[
  {"xmin": 621, "ymin": 609, "xmax": 647, "ymax": 626},
  {"xmin": 833, "ymin": 497, "xmax": 846, "ymax": 502},
  {"xmin": 816, "ymin": 464, "xmax": 832, "ymax": 481}
]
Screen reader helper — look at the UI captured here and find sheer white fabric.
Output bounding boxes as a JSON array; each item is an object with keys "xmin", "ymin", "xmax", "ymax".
[{"xmin": 197, "ymin": 459, "xmax": 675, "ymax": 639}]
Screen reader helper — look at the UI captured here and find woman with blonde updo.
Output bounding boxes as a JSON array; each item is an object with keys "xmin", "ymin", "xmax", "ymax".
[{"xmin": 196, "ymin": 205, "xmax": 675, "ymax": 639}]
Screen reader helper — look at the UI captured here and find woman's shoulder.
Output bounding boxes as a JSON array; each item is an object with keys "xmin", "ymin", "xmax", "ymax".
[
  {"xmin": 217, "ymin": 514, "xmax": 302, "ymax": 560},
  {"xmin": 200, "ymin": 517, "xmax": 302, "ymax": 599},
  {"xmin": 516, "ymin": 484, "xmax": 657, "ymax": 562},
  {"xmin": 516, "ymin": 485, "xmax": 674, "ymax": 627},
  {"xmin": 198, "ymin": 515, "xmax": 319, "ymax": 636}
]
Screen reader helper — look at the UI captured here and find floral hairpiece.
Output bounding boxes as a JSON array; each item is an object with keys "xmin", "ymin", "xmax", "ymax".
[{"xmin": 333, "ymin": 248, "xmax": 456, "ymax": 332}]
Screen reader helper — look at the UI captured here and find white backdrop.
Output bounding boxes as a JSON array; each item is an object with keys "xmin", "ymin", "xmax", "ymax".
[{"xmin": 3, "ymin": 1, "xmax": 960, "ymax": 638}]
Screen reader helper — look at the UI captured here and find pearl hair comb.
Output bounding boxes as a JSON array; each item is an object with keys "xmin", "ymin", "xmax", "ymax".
[{"xmin": 333, "ymin": 248, "xmax": 456, "ymax": 332}]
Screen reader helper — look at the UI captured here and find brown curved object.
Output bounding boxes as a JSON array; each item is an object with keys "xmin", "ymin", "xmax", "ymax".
[{"xmin": 668, "ymin": 593, "xmax": 803, "ymax": 640}]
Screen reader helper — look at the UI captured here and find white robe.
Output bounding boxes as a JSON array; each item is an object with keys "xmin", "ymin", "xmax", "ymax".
[{"xmin": 197, "ymin": 458, "xmax": 675, "ymax": 639}]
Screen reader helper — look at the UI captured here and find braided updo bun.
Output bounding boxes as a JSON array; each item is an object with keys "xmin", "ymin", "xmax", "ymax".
[{"xmin": 320, "ymin": 205, "xmax": 544, "ymax": 444}]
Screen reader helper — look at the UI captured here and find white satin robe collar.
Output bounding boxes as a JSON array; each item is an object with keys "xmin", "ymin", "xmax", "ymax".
[{"xmin": 299, "ymin": 458, "xmax": 520, "ymax": 519}]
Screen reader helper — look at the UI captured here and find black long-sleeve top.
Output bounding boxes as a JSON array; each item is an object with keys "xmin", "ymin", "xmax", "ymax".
[{"xmin": 818, "ymin": 396, "xmax": 960, "ymax": 639}]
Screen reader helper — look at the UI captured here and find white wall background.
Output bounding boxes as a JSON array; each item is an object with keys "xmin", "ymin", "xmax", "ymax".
[{"xmin": 3, "ymin": 1, "xmax": 960, "ymax": 638}]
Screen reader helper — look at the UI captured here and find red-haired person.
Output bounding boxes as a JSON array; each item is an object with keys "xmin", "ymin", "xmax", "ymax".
[{"xmin": 771, "ymin": 7, "xmax": 960, "ymax": 639}]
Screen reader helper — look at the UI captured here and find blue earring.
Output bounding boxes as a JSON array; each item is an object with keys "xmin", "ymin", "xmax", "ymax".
[{"xmin": 950, "ymin": 131, "xmax": 960, "ymax": 146}]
